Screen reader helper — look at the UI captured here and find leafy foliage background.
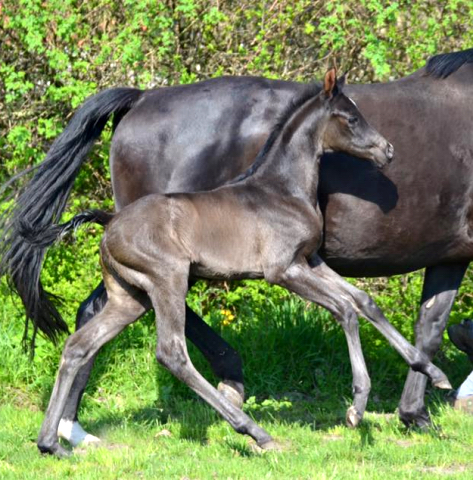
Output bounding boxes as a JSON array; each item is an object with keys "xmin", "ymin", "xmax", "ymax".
[{"xmin": 1, "ymin": 0, "xmax": 473, "ymax": 405}]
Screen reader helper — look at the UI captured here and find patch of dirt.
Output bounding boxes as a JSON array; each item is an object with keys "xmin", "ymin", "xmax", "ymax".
[
  {"xmin": 74, "ymin": 442, "xmax": 129, "ymax": 455},
  {"xmin": 419, "ymin": 465, "xmax": 469, "ymax": 474},
  {"xmin": 394, "ymin": 439, "xmax": 416, "ymax": 448},
  {"xmin": 321, "ymin": 434, "xmax": 344, "ymax": 442}
]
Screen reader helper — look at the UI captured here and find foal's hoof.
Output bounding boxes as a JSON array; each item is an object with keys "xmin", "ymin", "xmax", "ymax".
[
  {"xmin": 430, "ymin": 367, "xmax": 452, "ymax": 390},
  {"xmin": 57, "ymin": 419, "xmax": 101, "ymax": 447},
  {"xmin": 346, "ymin": 406, "xmax": 363, "ymax": 428},
  {"xmin": 434, "ymin": 379, "xmax": 452, "ymax": 390},
  {"xmin": 218, "ymin": 381, "xmax": 244, "ymax": 409},
  {"xmin": 81, "ymin": 434, "xmax": 102, "ymax": 446},
  {"xmin": 38, "ymin": 442, "xmax": 71, "ymax": 458}
]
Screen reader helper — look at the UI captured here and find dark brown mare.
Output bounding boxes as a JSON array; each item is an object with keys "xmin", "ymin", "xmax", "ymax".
[
  {"xmin": 32, "ymin": 72, "xmax": 449, "ymax": 457},
  {"xmin": 1, "ymin": 49, "xmax": 472, "ymax": 445}
]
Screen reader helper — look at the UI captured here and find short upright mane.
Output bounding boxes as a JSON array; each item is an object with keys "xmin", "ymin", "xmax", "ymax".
[
  {"xmin": 425, "ymin": 48, "xmax": 473, "ymax": 79},
  {"xmin": 231, "ymin": 83, "xmax": 322, "ymax": 183}
]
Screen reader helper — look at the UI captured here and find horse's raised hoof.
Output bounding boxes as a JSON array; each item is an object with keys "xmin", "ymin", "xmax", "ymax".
[
  {"xmin": 218, "ymin": 381, "xmax": 244, "ymax": 409},
  {"xmin": 429, "ymin": 366, "xmax": 452, "ymax": 390},
  {"xmin": 38, "ymin": 442, "xmax": 71, "ymax": 458},
  {"xmin": 82, "ymin": 434, "xmax": 101, "ymax": 446},
  {"xmin": 346, "ymin": 406, "xmax": 363, "ymax": 428},
  {"xmin": 433, "ymin": 379, "xmax": 452, "ymax": 390}
]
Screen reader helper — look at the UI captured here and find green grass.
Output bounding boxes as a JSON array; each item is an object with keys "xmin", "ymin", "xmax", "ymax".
[
  {"xmin": 1, "ymin": 401, "xmax": 472, "ymax": 479},
  {"xmin": 1, "ymin": 279, "xmax": 473, "ymax": 479}
]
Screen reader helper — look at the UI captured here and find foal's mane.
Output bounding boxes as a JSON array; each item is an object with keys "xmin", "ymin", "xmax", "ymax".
[
  {"xmin": 425, "ymin": 48, "xmax": 473, "ymax": 79},
  {"xmin": 231, "ymin": 83, "xmax": 322, "ymax": 183}
]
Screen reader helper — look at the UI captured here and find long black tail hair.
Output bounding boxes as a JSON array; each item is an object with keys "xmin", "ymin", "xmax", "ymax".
[{"xmin": 0, "ymin": 88, "xmax": 143, "ymax": 350}]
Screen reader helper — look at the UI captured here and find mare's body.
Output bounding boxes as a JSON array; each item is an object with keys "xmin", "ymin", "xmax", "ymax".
[{"xmin": 35, "ymin": 76, "xmax": 448, "ymax": 457}]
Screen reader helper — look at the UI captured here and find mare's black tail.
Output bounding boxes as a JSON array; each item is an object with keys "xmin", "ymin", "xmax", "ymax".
[{"xmin": 0, "ymin": 88, "xmax": 143, "ymax": 350}]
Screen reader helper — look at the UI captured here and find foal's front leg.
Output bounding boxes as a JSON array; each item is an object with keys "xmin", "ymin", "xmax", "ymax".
[
  {"xmin": 268, "ymin": 255, "xmax": 452, "ymax": 424},
  {"xmin": 266, "ymin": 257, "xmax": 371, "ymax": 426}
]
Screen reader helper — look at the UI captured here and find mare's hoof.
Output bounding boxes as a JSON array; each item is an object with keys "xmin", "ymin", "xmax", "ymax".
[
  {"xmin": 346, "ymin": 406, "xmax": 362, "ymax": 428},
  {"xmin": 38, "ymin": 442, "xmax": 71, "ymax": 458},
  {"xmin": 399, "ymin": 408, "xmax": 432, "ymax": 430},
  {"xmin": 218, "ymin": 381, "xmax": 244, "ymax": 409},
  {"xmin": 57, "ymin": 419, "xmax": 101, "ymax": 447}
]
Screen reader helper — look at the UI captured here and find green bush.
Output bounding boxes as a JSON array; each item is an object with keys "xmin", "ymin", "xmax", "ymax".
[{"xmin": 1, "ymin": 1, "xmax": 473, "ymax": 407}]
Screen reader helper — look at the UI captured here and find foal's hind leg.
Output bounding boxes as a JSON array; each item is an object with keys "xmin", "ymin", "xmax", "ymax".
[
  {"xmin": 38, "ymin": 279, "xmax": 147, "ymax": 457},
  {"xmin": 58, "ymin": 282, "xmax": 107, "ymax": 446},
  {"xmin": 59, "ymin": 284, "xmax": 244, "ymax": 446},
  {"xmin": 149, "ymin": 267, "xmax": 276, "ymax": 449},
  {"xmin": 399, "ymin": 263, "xmax": 467, "ymax": 428}
]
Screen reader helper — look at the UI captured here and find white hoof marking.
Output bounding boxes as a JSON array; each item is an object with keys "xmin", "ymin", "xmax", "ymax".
[{"xmin": 58, "ymin": 419, "xmax": 101, "ymax": 447}]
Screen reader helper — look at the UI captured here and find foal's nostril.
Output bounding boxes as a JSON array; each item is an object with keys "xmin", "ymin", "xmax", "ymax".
[{"xmin": 386, "ymin": 143, "xmax": 394, "ymax": 161}]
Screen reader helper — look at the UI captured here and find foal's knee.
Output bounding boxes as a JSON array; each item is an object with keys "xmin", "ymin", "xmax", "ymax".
[{"xmin": 354, "ymin": 290, "xmax": 378, "ymax": 316}]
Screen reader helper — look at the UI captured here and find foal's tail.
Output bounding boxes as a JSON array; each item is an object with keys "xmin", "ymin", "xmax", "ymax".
[
  {"xmin": 19, "ymin": 210, "xmax": 114, "ymax": 249},
  {"xmin": 0, "ymin": 87, "xmax": 143, "ymax": 349},
  {"xmin": 14, "ymin": 209, "xmax": 114, "ymax": 349}
]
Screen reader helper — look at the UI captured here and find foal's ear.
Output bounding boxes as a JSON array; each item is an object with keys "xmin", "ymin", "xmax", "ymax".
[
  {"xmin": 324, "ymin": 68, "xmax": 337, "ymax": 98},
  {"xmin": 337, "ymin": 74, "xmax": 346, "ymax": 91}
]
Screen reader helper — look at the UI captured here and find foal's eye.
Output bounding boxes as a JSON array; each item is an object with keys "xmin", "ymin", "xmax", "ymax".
[{"xmin": 348, "ymin": 116, "xmax": 358, "ymax": 125}]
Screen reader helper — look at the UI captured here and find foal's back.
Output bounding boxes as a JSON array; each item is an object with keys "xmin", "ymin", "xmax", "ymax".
[{"xmin": 102, "ymin": 183, "xmax": 321, "ymax": 283}]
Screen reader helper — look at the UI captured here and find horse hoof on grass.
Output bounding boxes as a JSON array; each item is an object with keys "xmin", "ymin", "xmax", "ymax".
[
  {"xmin": 58, "ymin": 419, "xmax": 102, "ymax": 447},
  {"xmin": 218, "ymin": 381, "xmax": 244, "ymax": 409},
  {"xmin": 399, "ymin": 408, "xmax": 432, "ymax": 430},
  {"xmin": 38, "ymin": 442, "xmax": 71, "ymax": 458},
  {"xmin": 346, "ymin": 406, "xmax": 362, "ymax": 428}
]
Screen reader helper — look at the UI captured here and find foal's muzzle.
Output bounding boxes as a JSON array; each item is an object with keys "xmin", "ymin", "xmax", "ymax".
[{"xmin": 372, "ymin": 141, "xmax": 394, "ymax": 168}]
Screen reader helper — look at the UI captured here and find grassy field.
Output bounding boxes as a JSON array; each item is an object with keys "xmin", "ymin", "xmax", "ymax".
[{"xmin": 1, "ymin": 280, "xmax": 473, "ymax": 479}]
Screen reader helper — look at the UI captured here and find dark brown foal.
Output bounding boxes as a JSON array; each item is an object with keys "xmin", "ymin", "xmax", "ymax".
[{"xmin": 36, "ymin": 70, "xmax": 449, "ymax": 456}]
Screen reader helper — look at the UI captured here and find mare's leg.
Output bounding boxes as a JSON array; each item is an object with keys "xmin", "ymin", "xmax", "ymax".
[
  {"xmin": 185, "ymin": 307, "xmax": 245, "ymax": 407},
  {"xmin": 268, "ymin": 256, "xmax": 451, "ymax": 422},
  {"xmin": 398, "ymin": 263, "xmax": 468, "ymax": 428},
  {"xmin": 38, "ymin": 280, "xmax": 148, "ymax": 457},
  {"xmin": 150, "ymin": 267, "xmax": 275, "ymax": 449}
]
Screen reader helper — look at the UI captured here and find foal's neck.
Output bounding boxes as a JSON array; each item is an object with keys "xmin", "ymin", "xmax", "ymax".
[{"xmin": 247, "ymin": 96, "xmax": 327, "ymax": 205}]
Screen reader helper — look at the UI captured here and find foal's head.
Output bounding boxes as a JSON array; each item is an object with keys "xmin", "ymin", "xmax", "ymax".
[{"xmin": 320, "ymin": 69, "xmax": 394, "ymax": 168}]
